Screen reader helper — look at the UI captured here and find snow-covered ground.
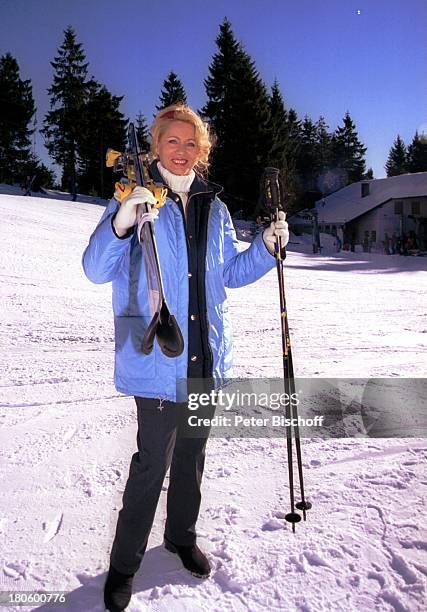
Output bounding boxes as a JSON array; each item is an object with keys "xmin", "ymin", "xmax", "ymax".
[{"xmin": 0, "ymin": 193, "xmax": 426, "ymax": 612}]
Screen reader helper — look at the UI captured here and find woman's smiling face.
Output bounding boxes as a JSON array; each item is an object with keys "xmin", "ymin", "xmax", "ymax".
[{"xmin": 156, "ymin": 120, "xmax": 200, "ymax": 176}]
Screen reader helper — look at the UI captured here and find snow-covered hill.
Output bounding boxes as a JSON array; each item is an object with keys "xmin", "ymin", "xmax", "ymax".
[{"xmin": 0, "ymin": 193, "xmax": 426, "ymax": 611}]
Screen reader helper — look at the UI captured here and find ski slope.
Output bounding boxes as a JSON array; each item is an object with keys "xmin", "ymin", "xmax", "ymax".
[{"xmin": 0, "ymin": 193, "xmax": 426, "ymax": 612}]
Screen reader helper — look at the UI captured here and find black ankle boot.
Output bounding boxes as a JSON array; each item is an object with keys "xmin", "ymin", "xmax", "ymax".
[
  {"xmin": 104, "ymin": 565, "xmax": 135, "ymax": 612},
  {"xmin": 164, "ymin": 537, "xmax": 211, "ymax": 578}
]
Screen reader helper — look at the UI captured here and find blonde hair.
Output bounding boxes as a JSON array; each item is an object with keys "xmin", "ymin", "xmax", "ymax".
[{"xmin": 150, "ymin": 103, "xmax": 215, "ymax": 175}]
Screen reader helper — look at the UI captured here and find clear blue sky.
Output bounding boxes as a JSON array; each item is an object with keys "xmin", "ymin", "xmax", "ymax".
[{"xmin": 1, "ymin": 0, "xmax": 426, "ymax": 179}]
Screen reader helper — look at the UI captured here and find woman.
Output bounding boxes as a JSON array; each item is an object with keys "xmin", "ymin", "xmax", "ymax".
[{"xmin": 82, "ymin": 104, "xmax": 288, "ymax": 612}]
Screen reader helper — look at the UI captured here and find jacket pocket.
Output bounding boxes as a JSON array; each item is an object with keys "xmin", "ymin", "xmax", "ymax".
[{"xmin": 115, "ymin": 316, "xmax": 156, "ymax": 379}]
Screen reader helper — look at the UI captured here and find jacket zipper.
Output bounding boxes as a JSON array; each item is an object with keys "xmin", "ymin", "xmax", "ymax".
[{"xmin": 204, "ymin": 204, "xmax": 214, "ymax": 377}]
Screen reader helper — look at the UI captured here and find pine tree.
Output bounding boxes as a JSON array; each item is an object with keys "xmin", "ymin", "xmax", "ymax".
[
  {"xmin": 286, "ymin": 108, "xmax": 302, "ymax": 147},
  {"xmin": 136, "ymin": 111, "xmax": 150, "ymax": 152},
  {"xmin": 156, "ymin": 71, "xmax": 187, "ymax": 110},
  {"xmin": 385, "ymin": 135, "xmax": 407, "ymax": 176},
  {"xmin": 267, "ymin": 81, "xmax": 298, "ymax": 211},
  {"xmin": 315, "ymin": 116, "xmax": 333, "ymax": 175},
  {"xmin": 202, "ymin": 18, "xmax": 271, "ymax": 215},
  {"xmin": 78, "ymin": 79, "xmax": 127, "ymax": 198},
  {"xmin": 331, "ymin": 111, "xmax": 367, "ymax": 184},
  {"xmin": 22, "ymin": 154, "xmax": 56, "ymax": 192},
  {"xmin": 42, "ymin": 27, "xmax": 89, "ymax": 200},
  {"xmin": 283, "ymin": 108, "xmax": 303, "ymax": 208},
  {"xmin": 202, "ymin": 18, "xmax": 242, "ymax": 145},
  {"xmin": 0, "ymin": 53, "xmax": 35, "ymax": 184},
  {"xmin": 406, "ymin": 132, "xmax": 427, "ymax": 173},
  {"xmin": 265, "ymin": 81, "xmax": 308, "ymax": 213},
  {"xmin": 297, "ymin": 116, "xmax": 319, "ymax": 190},
  {"xmin": 268, "ymin": 79, "xmax": 288, "ymax": 168}
]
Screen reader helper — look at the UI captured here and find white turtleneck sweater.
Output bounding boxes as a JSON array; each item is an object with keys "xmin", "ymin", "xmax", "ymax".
[{"xmin": 157, "ymin": 162, "xmax": 195, "ymax": 211}]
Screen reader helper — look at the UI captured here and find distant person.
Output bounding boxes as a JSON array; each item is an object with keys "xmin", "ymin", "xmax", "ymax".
[
  {"xmin": 21, "ymin": 174, "xmax": 35, "ymax": 196},
  {"xmin": 405, "ymin": 232, "xmax": 417, "ymax": 253},
  {"xmin": 409, "ymin": 231, "xmax": 418, "ymax": 250},
  {"xmin": 401, "ymin": 233, "xmax": 408, "ymax": 255},
  {"xmin": 82, "ymin": 103, "xmax": 289, "ymax": 612},
  {"xmin": 383, "ymin": 233, "xmax": 390, "ymax": 255},
  {"xmin": 363, "ymin": 235, "xmax": 369, "ymax": 253}
]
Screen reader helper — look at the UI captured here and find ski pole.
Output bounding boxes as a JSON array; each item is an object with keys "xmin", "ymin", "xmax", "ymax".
[{"xmin": 262, "ymin": 167, "xmax": 312, "ymax": 531}]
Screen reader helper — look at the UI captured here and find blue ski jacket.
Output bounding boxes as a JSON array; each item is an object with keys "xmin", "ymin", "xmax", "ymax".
[{"xmin": 82, "ymin": 183, "xmax": 276, "ymax": 401}]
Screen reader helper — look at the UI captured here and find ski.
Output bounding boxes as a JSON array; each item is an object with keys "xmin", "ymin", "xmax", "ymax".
[{"xmin": 106, "ymin": 124, "xmax": 184, "ymax": 358}]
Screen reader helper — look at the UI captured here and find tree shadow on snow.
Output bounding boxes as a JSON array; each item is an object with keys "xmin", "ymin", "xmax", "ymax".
[{"xmin": 286, "ymin": 250, "xmax": 427, "ymax": 274}]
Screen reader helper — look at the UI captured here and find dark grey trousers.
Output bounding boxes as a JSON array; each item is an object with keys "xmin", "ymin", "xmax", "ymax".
[{"xmin": 109, "ymin": 396, "xmax": 211, "ymax": 575}]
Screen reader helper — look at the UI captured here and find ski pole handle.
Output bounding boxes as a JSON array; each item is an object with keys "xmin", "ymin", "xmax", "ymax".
[
  {"xmin": 263, "ymin": 167, "xmax": 282, "ymax": 212},
  {"xmin": 262, "ymin": 167, "xmax": 287, "ymax": 260}
]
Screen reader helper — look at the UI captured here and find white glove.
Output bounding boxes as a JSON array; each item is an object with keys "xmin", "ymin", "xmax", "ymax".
[
  {"xmin": 113, "ymin": 186, "xmax": 158, "ymax": 237},
  {"xmin": 262, "ymin": 211, "xmax": 289, "ymax": 255}
]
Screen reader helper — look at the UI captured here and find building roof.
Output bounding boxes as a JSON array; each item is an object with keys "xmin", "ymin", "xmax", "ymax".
[{"xmin": 315, "ymin": 172, "xmax": 427, "ymax": 224}]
